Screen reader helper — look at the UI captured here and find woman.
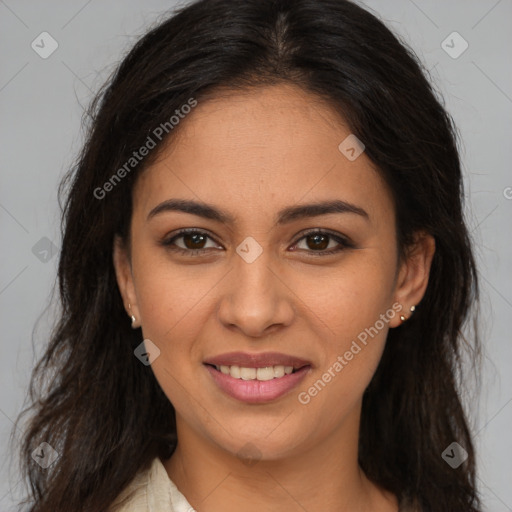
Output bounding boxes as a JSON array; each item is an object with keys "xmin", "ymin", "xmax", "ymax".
[{"xmin": 15, "ymin": 0, "xmax": 482, "ymax": 511}]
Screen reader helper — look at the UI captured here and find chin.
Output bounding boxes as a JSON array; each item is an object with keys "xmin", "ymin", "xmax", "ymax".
[{"xmin": 206, "ymin": 421, "xmax": 310, "ymax": 463}]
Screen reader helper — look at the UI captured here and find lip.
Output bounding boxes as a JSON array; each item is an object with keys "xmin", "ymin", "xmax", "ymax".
[
  {"xmin": 203, "ymin": 351, "xmax": 312, "ymax": 369},
  {"xmin": 204, "ymin": 364, "xmax": 311, "ymax": 404}
]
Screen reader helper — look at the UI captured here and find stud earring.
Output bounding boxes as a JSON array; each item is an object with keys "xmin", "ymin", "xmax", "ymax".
[
  {"xmin": 400, "ymin": 305, "xmax": 416, "ymax": 323},
  {"xmin": 128, "ymin": 303, "xmax": 137, "ymax": 329}
]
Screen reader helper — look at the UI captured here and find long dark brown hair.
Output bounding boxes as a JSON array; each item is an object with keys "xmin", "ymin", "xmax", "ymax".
[{"xmin": 13, "ymin": 0, "xmax": 482, "ymax": 510}]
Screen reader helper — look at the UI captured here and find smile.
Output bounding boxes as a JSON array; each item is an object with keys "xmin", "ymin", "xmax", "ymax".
[
  {"xmin": 211, "ymin": 364, "xmax": 301, "ymax": 380},
  {"xmin": 204, "ymin": 363, "xmax": 311, "ymax": 403}
]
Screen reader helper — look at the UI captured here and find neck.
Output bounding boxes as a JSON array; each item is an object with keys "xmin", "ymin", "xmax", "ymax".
[{"xmin": 162, "ymin": 406, "xmax": 398, "ymax": 512}]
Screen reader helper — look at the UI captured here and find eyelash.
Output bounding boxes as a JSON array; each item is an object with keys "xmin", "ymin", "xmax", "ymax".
[{"xmin": 160, "ymin": 228, "xmax": 354, "ymax": 257}]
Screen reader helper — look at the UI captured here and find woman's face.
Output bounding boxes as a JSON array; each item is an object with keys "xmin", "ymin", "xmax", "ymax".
[{"xmin": 114, "ymin": 83, "xmax": 432, "ymax": 462}]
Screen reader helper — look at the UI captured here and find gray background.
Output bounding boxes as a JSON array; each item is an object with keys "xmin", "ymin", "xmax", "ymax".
[{"xmin": 1, "ymin": 0, "xmax": 511, "ymax": 510}]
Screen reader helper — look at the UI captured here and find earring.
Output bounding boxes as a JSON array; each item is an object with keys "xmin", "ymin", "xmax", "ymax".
[
  {"xmin": 128, "ymin": 303, "xmax": 138, "ymax": 329},
  {"xmin": 400, "ymin": 305, "xmax": 416, "ymax": 323}
]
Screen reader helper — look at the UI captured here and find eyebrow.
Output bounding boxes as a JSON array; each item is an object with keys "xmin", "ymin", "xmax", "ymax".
[{"xmin": 147, "ymin": 198, "xmax": 369, "ymax": 224}]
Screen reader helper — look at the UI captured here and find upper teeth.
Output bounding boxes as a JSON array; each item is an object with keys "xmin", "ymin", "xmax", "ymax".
[{"xmin": 215, "ymin": 365, "xmax": 295, "ymax": 381}]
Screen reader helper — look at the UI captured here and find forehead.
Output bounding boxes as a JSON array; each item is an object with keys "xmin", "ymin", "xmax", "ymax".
[{"xmin": 133, "ymin": 84, "xmax": 394, "ymax": 226}]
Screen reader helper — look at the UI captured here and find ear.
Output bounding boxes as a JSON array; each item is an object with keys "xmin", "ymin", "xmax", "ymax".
[
  {"xmin": 113, "ymin": 235, "xmax": 141, "ymax": 328},
  {"xmin": 389, "ymin": 231, "xmax": 436, "ymax": 328}
]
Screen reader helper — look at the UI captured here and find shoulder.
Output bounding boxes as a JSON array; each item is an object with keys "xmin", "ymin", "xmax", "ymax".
[{"xmin": 109, "ymin": 456, "xmax": 195, "ymax": 512}]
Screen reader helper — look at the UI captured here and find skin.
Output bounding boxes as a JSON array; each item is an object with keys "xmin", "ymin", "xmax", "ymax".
[{"xmin": 114, "ymin": 83, "xmax": 435, "ymax": 512}]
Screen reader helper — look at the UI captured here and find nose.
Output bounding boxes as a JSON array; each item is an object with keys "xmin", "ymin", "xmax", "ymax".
[{"xmin": 217, "ymin": 246, "xmax": 295, "ymax": 338}]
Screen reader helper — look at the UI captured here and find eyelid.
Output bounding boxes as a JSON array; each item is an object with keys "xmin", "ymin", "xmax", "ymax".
[
  {"xmin": 162, "ymin": 228, "xmax": 222, "ymax": 250},
  {"xmin": 292, "ymin": 227, "xmax": 353, "ymax": 247},
  {"xmin": 161, "ymin": 227, "xmax": 354, "ymax": 255}
]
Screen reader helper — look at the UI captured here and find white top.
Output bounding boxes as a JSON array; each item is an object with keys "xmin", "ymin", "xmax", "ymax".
[{"xmin": 110, "ymin": 456, "xmax": 195, "ymax": 512}]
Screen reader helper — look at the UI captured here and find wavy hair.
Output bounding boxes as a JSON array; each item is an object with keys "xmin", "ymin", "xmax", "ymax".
[{"xmin": 14, "ymin": 0, "xmax": 481, "ymax": 510}]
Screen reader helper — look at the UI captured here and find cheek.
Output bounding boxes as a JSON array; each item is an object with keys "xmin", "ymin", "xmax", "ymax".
[
  {"xmin": 294, "ymin": 251, "xmax": 396, "ymax": 342},
  {"xmin": 131, "ymin": 244, "xmax": 222, "ymax": 342},
  {"xmin": 292, "ymin": 253, "xmax": 396, "ymax": 408},
  {"xmin": 293, "ymin": 302, "xmax": 392, "ymax": 442},
  {"xmin": 131, "ymin": 256, "xmax": 217, "ymax": 411}
]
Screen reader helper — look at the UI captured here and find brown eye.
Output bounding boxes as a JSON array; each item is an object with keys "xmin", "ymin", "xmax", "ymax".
[
  {"xmin": 181, "ymin": 232, "xmax": 208, "ymax": 250},
  {"xmin": 161, "ymin": 229, "xmax": 221, "ymax": 254},
  {"xmin": 292, "ymin": 230, "xmax": 353, "ymax": 256},
  {"xmin": 304, "ymin": 233, "xmax": 330, "ymax": 250}
]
